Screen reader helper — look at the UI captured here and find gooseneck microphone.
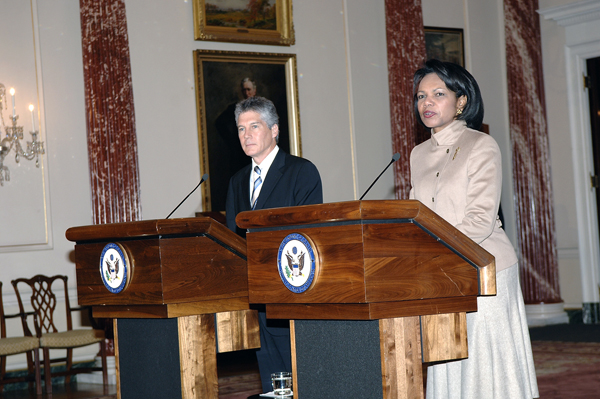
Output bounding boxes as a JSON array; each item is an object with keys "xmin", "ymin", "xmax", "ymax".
[
  {"xmin": 359, "ymin": 153, "xmax": 400, "ymax": 200},
  {"xmin": 165, "ymin": 173, "xmax": 209, "ymax": 219}
]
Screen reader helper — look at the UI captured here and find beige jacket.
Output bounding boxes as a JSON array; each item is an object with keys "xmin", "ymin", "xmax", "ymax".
[{"xmin": 409, "ymin": 120, "xmax": 518, "ymax": 272}]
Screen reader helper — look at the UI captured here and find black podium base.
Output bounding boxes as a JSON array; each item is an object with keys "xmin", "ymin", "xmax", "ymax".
[
  {"xmin": 117, "ymin": 318, "xmax": 182, "ymax": 399},
  {"xmin": 294, "ymin": 320, "xmax": 383, "ymax": 398}
]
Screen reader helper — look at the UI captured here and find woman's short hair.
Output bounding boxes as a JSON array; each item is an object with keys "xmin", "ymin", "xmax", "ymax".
[{"xmin": 413, "ymin": 59, "xmax": 484, "ymax": 130}]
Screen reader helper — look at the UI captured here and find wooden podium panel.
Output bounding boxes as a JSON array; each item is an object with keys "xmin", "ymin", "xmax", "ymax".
[
  {"xmin": 66, "ymin": 217, "xmax": 259, "ymax": 399},
  {"xmin": 68, "ymin": 217, "xmax": 248, "ymax": 314},
  {"xmin": 238, "ymin": 200, "xmax": 494, "ymax": 316},
  {"xmin": 237, "ymin": 200, "xmax": 496, "ymax": 399}
]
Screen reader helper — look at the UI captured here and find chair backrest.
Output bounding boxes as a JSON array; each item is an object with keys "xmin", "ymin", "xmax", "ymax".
[{"xmin": 12, "ymin": 275, "xmax": 73, "ymax": 335}]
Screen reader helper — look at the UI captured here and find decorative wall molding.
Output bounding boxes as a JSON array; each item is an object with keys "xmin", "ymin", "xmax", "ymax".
[
  {"xmin": 0, "ymin": 0, "xmax": 53, "ymax": 253},
  {"xmin": 557, "ymin": 247, "xmax": 579, "ymax": 259},
  {"xmin": 539, "ymin": 2, "xmax": 600, "ymax": 305},
  {"xmin": 538, "ymin": 0, "xmax": 600, "ymax": 27}
]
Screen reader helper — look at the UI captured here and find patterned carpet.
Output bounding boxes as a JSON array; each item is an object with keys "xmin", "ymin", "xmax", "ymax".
[
  {"xmin": 529, "ymin": 322, "xmax": 600, "ymax": 399},
  {"xmin": 532, "ymin": 341, "xmax": 600, "ymax": 398},
  {"xmin": 2, "ymin": 324, "xmax": 599, "ymax": 398}
]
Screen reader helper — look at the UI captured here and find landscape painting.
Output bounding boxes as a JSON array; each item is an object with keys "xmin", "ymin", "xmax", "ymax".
[
  {"xmin": 193, "ymin": 0, "xmax": 295, "ymax": 45},
  {"xmin": 205, "ymin": 0, "xmax": 277, "ymax": 30}
]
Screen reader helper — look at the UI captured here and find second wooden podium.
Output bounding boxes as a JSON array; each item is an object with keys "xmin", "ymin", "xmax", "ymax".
[
  {"xmin": 66, "ymin": 217, "xmax": 260, "ymax": 399},
  {"xmin": 237, "ymin": 200, "xmax": 496, "ymax": 399}
]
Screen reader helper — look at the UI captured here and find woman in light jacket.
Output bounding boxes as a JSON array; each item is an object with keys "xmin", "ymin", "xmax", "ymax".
[{"xmin": 409, "ymin": 59, "xmax": 539, "ymax": 399}]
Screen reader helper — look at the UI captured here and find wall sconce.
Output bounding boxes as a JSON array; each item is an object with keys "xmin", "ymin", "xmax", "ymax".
[{"xmin": 0, "ymin": 83, "xmax": 45, "ymax": 186}]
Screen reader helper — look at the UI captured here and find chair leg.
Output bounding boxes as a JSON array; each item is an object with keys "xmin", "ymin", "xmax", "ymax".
[
  {"xmin": 101, "ymin": 340, "xmax": 108, "ymax": 395},
  {"xmin": 25, "ymin": 350, "xmax": 35, "ymax": 393},
  {"xmin": 65, "ymin": 348, "xmax": 73, "ymax": 385},
  {"xmin": 33, "ymin": 348, "xmax": 42, "ymax": 396},
  {"xmin": 43, "ymin": 347, "xmax": 52, "ymax": 395},
  {"xmin": 0, "ymin": 354, "xmax": 5, "ymax": 394}
]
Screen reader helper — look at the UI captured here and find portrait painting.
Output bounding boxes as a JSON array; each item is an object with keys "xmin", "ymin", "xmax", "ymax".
[
  {"xmin": 424, "ymin": 27, "xmax": 465, "ymax": 67},
  {"xmin": 193, "ymin": 0, "xmax": 295, "ymax": 45},
  {"xmin": 193, "ymin": 50, "xmax": 300, "ymax": 212}
]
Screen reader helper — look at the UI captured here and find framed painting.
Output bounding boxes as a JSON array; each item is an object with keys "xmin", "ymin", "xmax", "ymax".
[
  {"xmin": 193, "ymin": 0, "xmax": 295, "ymax": 46},
  {"xmin": 193, "ymin": 50, "xmax": 301, "ymax": 212},
  {"xmin": 424, "ymin": 27, "xmax": 465, "ymax": 67}
]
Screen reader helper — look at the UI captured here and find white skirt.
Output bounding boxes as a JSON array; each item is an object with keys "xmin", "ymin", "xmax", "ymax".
[{"xmin": 426, "ymin": 264, "xmax": 539, "ymax": 399}]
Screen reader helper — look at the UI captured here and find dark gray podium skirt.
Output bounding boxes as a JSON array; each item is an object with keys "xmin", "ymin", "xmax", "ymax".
[
  {"xmin": 117, "ymin": 318, "xmax": 182, "ymax": 399},
  {"xmin": 294, "ymin": 319, "xmax": 383, "ymax": 399}
]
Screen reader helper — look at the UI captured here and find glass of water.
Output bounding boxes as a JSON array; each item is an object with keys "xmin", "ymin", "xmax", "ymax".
[{"xmin": 271, "ymin": 371, "xmax": 292, "ymax": 396}]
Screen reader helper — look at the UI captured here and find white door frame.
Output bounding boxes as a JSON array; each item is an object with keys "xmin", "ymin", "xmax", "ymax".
[{"xmin": 540, "ymin": 0, "xmax": 600, "ymax": 305}]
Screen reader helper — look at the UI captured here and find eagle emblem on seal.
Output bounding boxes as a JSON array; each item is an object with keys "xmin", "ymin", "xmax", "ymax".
[
  {"xmin": 285, "ymin": 247, "xmax": 306, "ymax": 278},
  {"xmin": 277, "ymin": 233, "xmax": 317, "ymax": 293},
  {"xmin": 105, "ymin": 255, "xmax": 120, "ymax": 283}
]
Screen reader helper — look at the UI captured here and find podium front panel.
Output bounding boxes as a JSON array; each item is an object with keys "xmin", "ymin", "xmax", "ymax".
[
  {"xmin": 247, "ymin": 220, "xmax": 480, "ymax": 306},
  {"xmin": 74, "ymin": 235, "xmax": 248, "ymax": 307},
  {"xmin": 363, "ymin": 222, "xmax": 479, "ymax": 302},
  {"xmin": 75, "ymin": 239, "xmax": 164, "ymax": 306},
  {"xmin": 246, "ymin": 224, "xmax": 368, "ymax": 304}
]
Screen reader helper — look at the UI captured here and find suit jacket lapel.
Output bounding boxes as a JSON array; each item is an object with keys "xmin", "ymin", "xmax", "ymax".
[
  {"xmin": 240, "ymin": 165, "xmax": 252, "ymax": 210},
  {"xmin": 254, "ymin": 151, "xmax": 285, "ymax": 210}
]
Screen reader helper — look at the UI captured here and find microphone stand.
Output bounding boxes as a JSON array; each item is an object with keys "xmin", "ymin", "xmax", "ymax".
[
  {"xmin": 359, "ymin": 153, "xmax": 400, "ymax": 200},
  {"xmin": 166, "ymin": 174, "xmax": 209, "ymax": 219}
]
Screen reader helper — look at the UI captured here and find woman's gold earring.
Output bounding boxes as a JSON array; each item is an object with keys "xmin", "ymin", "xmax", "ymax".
[{"xmin": 456, "ymin": 108, "xmax": 463, "ymax": 116}]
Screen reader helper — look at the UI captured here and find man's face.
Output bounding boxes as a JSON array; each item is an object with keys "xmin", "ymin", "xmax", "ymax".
[
  {"xmin": 241, "ymin": 81, "xmax": 256, "ymax": 99},
  {"xmin": 237, "ymin": 111, "xmax": 278, "ymax": 164}
]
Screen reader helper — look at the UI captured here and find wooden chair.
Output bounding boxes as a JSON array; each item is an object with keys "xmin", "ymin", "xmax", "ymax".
[
  {"xmin": 0, "ymin": 281, "xmax": 42, "ymax": 396},
  {"xmin": 12, "ymin": 275, "xmax": 108, "ymax": 395}
]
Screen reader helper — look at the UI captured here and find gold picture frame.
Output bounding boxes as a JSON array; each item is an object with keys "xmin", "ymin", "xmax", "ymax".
[
  {"xmin": 193, "ymin": 0, "xmax": 295, "ymax": 46},
  {"xmin": 424, "ymin": 27, "xmax": 465, "ymax": 67},
  {"xmin": 193, "ymin": 50, "xmax": 301, "ymax": 212}
]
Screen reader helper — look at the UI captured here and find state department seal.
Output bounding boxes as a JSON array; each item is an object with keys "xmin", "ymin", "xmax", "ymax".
[
  {"xmin": 100, "ymin": 243, "xmax": 132, "ymax": 294},
  {"xmin": 277, "ymin": 233, "xmax": 317, "ymax": 293}
]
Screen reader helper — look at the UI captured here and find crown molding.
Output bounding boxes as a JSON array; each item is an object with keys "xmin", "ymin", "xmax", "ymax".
[{"xmin": 538, "ymin": 0, "xmax": 600, "ymax": 26}]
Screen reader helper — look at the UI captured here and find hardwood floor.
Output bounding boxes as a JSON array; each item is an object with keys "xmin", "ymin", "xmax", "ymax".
[
  {"xmin": 0, "ymin": 383, "xmax": 116, "ymax": 399},
  {"xmin": 5, "ymin": 324, "xmax": 597, "ymax": 399},
  {"xmin": 0, "ymin": 350, "xmax": 261, "ymax": 399}
]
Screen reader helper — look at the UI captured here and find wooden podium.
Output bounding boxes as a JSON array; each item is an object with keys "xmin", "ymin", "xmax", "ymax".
[
  {"xmin": 237, "ymin": 200, "xmax": 496, "ymax": 399},
  {"xmin": 66, "ymin": 217, "xmax": 260, "ymax": 399}
]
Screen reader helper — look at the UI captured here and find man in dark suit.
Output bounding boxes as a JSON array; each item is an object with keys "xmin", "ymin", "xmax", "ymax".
[{"xmin": 225, "ymin": 96, "xmax": 322, "ymax": 391}]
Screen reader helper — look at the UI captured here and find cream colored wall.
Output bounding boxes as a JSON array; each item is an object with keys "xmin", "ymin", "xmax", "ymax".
[
  {"xmin": 0, "ymin": 0, "xmax": 93, "ymax": 370},
  {"xmin": 539, "ymin": 0, "xmax": 587, "ymax": 308},
  {"xmin": 0, "ymin": 0, "xmax": 393, "ymax": 370},
  {"xmin": 0, "ymin": 0, "xmax": 588, "ymax": 371},
  {"xmin": 128, "ymin": 0, "xmax": 394, "ymax": 220}
]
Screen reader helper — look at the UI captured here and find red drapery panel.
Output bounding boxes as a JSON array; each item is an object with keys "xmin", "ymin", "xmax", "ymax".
[
  {"xmin": 80, "ymin": 0, "xmax": 141, "ymax": 224},
  {"xmin": 384, "ymin": 0, "xmax": 427, "ymax": 200},
  {"xmin": 504, "ymin": 0, "xmax": 561, "ymax": 304}
]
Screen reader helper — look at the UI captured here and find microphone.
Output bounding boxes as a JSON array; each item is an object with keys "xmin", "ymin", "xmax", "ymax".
[
  {"xmin": 165, "ymin": 174, "xmax": 209, "ymax": 219},
  {"xmin": 359, "ymin": 153, "xmax": 400, "ymax": 200}
]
